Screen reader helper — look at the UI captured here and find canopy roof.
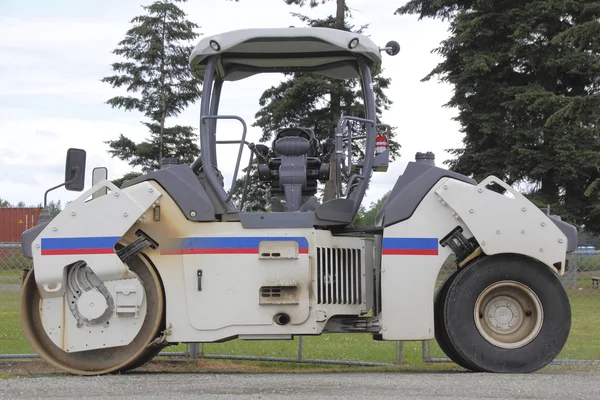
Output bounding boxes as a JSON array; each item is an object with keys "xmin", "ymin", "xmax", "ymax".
[{"xmin": 189, "ymin": 27, "xmax": 382, "ymax": 81}]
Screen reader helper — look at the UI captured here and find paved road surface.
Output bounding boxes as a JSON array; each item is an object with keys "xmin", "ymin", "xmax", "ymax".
[{"xmin": 1, "ymin": 371, "xmax": 599, "ymax": 399}]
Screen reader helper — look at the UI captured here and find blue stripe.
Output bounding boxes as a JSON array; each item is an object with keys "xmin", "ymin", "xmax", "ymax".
[
  {"xmin": 41, "ymin": 236, "xmax": 121, "ymax": 250},
  {"xmin": 382, "ymin": 238, "xmax": 438, "ymax": 250},
  {"xmin": 182, "ymin": 237, "xmax": 309, "ymax": 249}
]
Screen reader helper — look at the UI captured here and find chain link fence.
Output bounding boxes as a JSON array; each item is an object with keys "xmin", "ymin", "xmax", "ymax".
[{"xmin": 1, "ymin": 242, "xmax": 598, "ymax": 365}]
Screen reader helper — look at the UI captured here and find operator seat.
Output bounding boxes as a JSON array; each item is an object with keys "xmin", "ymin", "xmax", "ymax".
[{"xmin": 257, "ymin": 127, "xmax": 330, "ymax": 212}]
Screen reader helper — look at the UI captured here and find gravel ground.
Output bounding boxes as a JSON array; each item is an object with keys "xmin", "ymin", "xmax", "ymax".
[{"xmin": 1, "ymin": 371, "xmax": 599, "ymax": 400}]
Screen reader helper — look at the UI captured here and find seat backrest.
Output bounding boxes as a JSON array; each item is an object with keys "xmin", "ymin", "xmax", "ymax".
[
  {"xmin": 274, "ymin": 136, "xmax": 309, "ymax": 211},
  {"xmin": 272, "ymin": 127, "xmax": 319, "ymax": 157}
]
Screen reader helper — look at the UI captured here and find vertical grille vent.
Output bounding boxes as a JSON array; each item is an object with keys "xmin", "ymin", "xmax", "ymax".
[{"xmin": 316, "ymin": 247, "xmax": 362, "ymax": 305}]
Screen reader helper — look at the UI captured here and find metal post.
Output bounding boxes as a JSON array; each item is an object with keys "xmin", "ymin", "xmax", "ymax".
[
  {"xmin": 298, "ymin": 336, "xmax": 304, "ymax": 361},
  {"xmin": 189, "ymin": 343, "xmax": 200, "ymax": 360},
  {"xmin": 421, "ymin": 340, "xmax": 431, "ymax": 362},
  {"xmin": 395, "ymin": 341, "xmax": 404, "ymax": 365}
]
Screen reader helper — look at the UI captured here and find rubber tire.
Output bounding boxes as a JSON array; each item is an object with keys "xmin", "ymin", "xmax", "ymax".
[
  {"xmin": 443, "ymin": 254, "xmax": 571, "ymax": 373},
  {"xmin": 434, "ymin": 272, "xmax": 482, "ymax": 371},
  {"xmin": 20, "ymin": 254, "xmax": 165, "ymax": 375}
]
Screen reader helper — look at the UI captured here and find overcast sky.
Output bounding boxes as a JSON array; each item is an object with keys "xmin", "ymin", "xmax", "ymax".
[{"xmin": 0, "ymin": 0, "xmax": 462, "ymax": 208}]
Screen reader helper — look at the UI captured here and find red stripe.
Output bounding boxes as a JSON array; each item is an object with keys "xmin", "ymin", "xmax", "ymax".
[
  {"xmin": 382, "ymin": 249, "xmax": 438, "ymax": 256},
  {"xmin": 41, "ymin": 248, "xmax": 115, "ymax": 256},
  {"xmin": 161, "ymin": 248, "xmax": 310, "ymax": 255},
  {"xmin": 165, "ymin": 248, "xmax": 259, "ymax": 255},
  {"xmin": 160, "ymin": 249, "xmax": 184, "ymax": 256}
]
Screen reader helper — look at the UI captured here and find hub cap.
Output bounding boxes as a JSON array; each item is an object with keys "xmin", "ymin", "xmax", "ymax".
[
  {"xmin": 474, "ymin": 280, "xmax": 543, "ymax": 349},
  {"xmin": 77, "ymin": 290, "xmax": 108, "ymax": 320}
]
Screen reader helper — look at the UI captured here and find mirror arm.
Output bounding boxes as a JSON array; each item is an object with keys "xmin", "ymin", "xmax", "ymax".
[{"xmin": 44, "ymin": 167, "xmax": 79, "ymax": 207}]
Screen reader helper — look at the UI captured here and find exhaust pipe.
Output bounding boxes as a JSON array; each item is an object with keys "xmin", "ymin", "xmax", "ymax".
[{"xmin": 274, "ymin": 313, "xmax": 290, "ymax": 326}]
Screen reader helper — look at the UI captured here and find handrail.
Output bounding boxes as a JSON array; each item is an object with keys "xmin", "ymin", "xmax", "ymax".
[
  {"xmin": 200, "ymin": 115, "xmax": 248, "ymax": 202},
  {"xmin": 214, "ymin": 138, "xmax": 258, "ymax": 207}
]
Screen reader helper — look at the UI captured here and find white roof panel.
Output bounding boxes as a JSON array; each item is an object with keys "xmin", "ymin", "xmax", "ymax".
[{"xmin": 189, "ymin": 27, "xmax": 382, "ymax": 81}]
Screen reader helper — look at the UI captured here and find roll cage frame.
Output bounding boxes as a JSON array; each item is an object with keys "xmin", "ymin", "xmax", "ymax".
[{"xmin": 191, "ymin": 54, "xmax": 381, "ymax": 222}]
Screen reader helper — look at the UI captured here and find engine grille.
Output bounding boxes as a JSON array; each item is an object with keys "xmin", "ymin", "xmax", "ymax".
[{"xmin": 316, "ymin": 247, "xmax": 362, "ymax": 305}]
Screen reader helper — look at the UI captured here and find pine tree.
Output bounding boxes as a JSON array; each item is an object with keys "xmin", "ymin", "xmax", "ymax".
[
  {"xmin": 102, "ymin": 0, "xmax": 202, "ymax": 182},
  {"xmin": 397, "ymin": 0, "xmax": 600, "ymax": 232},
  {"xmin": 230, "ymin": 161, "xmax": 272, "ymax": 212},
  {"xmin": 46, "ymin": 200, "xmax": 62, "ymax": 218},
  {"xmin": 352, "ymin": 190, "xmax": 391, "ymax": 227}
]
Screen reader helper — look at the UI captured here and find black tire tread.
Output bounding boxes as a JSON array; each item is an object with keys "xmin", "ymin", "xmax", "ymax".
[{"xmin": 443, "ymin": 254, "xmax": 571, "ymax": 373}]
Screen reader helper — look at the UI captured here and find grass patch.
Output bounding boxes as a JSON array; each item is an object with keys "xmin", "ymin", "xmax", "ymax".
[{"xmin": 1, "ymin": 263, "xmax": 599, "ymax": 362}]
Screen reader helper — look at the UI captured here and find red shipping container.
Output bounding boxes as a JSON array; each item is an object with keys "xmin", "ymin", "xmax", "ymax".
[{"xmin": 0, "ymin": 208, "xmax": 43, "ymax": 243}]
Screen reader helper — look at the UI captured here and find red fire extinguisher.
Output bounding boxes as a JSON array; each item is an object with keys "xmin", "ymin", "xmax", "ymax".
[{"xmin": 375, "ymin": 133, "xmax": 388, "ymax": 155}]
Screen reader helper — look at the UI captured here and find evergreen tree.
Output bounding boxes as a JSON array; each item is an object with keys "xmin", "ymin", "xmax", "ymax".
[
  {"xmin": 352, "ymin": 190, "xmax": 391, "ymax": 227},
  {"xmin": 46, "ymin": 200, "xmax": 62, "ymax": 218},
  {"xmin": 230, "ymin": 161, "xmax": 272, "ymax": 212},
  {"xmin": 102, "ymin": 0, "xmax": 202, "ymax": 181},
  {"xmin": 397, "ymin": 0, "xmax": 600, "ymax": 232},
  {"xmin": 0, "ymin": 198, "xmax": 11, "ymax": 207}
]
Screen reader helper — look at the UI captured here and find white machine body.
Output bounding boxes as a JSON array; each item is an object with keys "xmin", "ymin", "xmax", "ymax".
[{"xmin": 28, "ymin": 171, "xmax": 568, "ymax": 348}]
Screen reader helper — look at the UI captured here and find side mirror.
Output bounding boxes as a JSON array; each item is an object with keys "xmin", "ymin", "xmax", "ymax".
[
  {"xmin": 64, "ymin": 148, "xmax": 86, "ymax": 192},
  {"xmin": 91, "ymin": 167, "xmax": 108, "ymax": 199}
]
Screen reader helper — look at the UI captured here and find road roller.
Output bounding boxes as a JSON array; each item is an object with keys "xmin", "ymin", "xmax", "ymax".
[{"xmin": 20, "ymin": 27, "xmax": 577, "ymax": 375}]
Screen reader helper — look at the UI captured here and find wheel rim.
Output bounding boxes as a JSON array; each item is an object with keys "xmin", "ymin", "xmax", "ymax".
[{"xmin": 474, "ymin": 280, "xmax": 543, "ymax": 349}]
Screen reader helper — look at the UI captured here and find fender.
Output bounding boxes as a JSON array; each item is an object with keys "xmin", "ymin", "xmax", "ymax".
[
  {"xmin": 435, "ymin": 176, "xmax": 569, "ymax": 276},
  {"xmin": 30, "ymin": 180, "xmax": 162, "ymax": 299},
  {"xmin": 379, "ymin": 174, "xmax": 573, "ymax": 340}
]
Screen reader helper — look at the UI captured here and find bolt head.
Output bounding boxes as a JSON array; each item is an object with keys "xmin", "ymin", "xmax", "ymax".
[
  {"xmin": 469, "ymin": 209, "xmax": 474, "ymax": 213},
  {"xmin": 71, "ymin": 211, "xmax": 76, "ymax": 216},
  {"xmin": 521, "ymin": 207, "xmax": 527, "ymax": 212},
  {"xmin": 35, "ymin": 243, "xmax": 40, "ymax": 248},
  {"xmin": 539, "ymin": 248, "xmax": 544, "ymax": 252},
  {"xmin": 521, "ymin": 230, "xmax": 526, "ymax": 234},
  {"xmin": 149, "ymin": 188, "xmax": 154, "ymax": 193},
  {"xmin": 114, "ymin": 192, "xmax": 120, "ymax": 197},
  {"xmin": 443, "ymin": 185, "xmax": 448, "ymax": 190},
  {"xmin": 558, "ymin": 238, "xmax": 564, "ymax": 243},
  {"xmin": 541, "ymin": 222, "xmax": 546, "ymax": 227},
  {"xmin": 478, "ymin": 188, "xmax": 483, "ymax": 193},
  {"xmin": 123, "ymin": 212, "xmax": 129, "ymax": 217},
  {"xmin": 52, "ymin": 227, "xmax": 57, "ymax": 231},
  {"xmin": 496, "ymin": 230, "xmax": 501, "ymax": 234},
  {"xmin": 190, "ymin": 210, "xmax": 197, "ymax": 217},
  {"xmin": 481, "ymin": 241, "xmax": 486, "ymax": 246}
]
